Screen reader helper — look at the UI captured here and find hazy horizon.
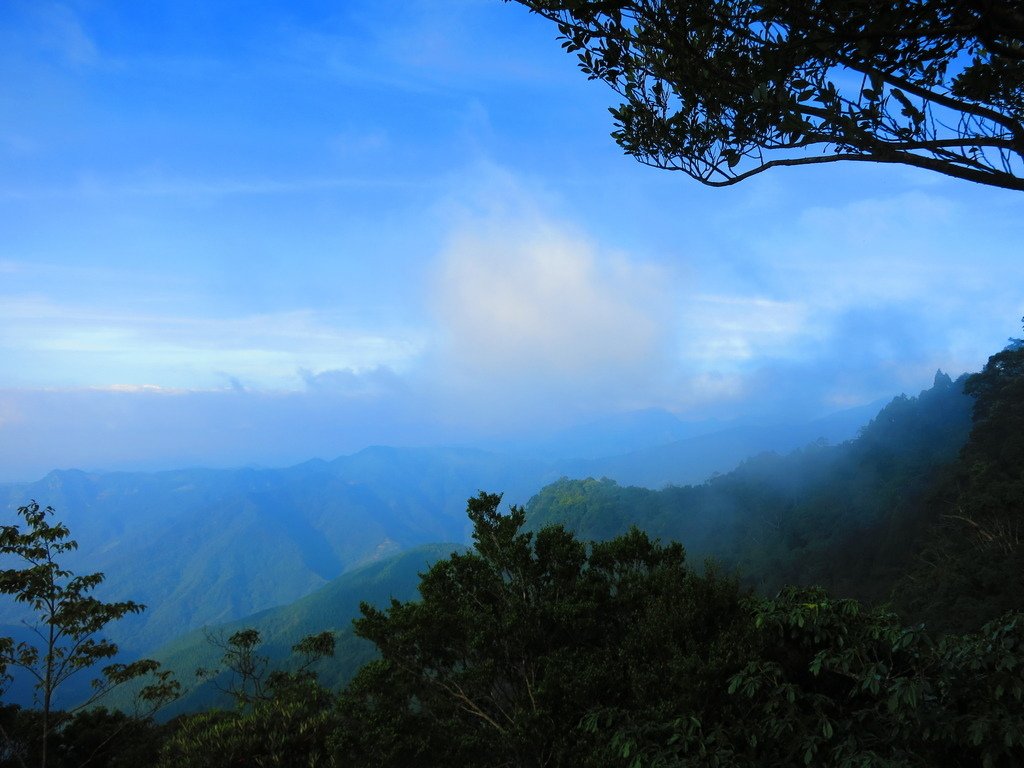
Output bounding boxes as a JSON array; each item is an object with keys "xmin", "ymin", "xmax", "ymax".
[{"xmin": 0, "ymin": 389, "xmax": 917, "ymax": 484}]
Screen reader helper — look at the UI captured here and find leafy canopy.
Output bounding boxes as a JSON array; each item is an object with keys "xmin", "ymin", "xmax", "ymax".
[
  {"xmin": 161, "ymin": 629, "xmax": 338, "ymax": 768},
  {"xmin": 344, "ymin": 492, "xmax": 744, "ymax": 767},
  {"xmin": 339, "ymin": 492, "xmax": 1024, "ymax": 767},
  {"xmin": 507, "ymin": 0, "xmax": 1024, "ymax": 190}
]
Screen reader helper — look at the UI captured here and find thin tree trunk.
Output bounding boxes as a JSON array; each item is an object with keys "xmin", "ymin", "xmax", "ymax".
[{"xmin": 41, "ymin": 620, "xmax": 54, "ymax": 768}]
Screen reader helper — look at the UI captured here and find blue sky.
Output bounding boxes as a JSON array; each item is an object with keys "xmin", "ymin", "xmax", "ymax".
[{"xmin": 1, "ymin": 0, "xmax": 1023, "ymax": 481}]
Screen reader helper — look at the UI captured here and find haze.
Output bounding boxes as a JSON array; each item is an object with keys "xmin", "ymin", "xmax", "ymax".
[{"xmin": 2, "ymin": 0, "xmax": 1023, "ymax": 482}]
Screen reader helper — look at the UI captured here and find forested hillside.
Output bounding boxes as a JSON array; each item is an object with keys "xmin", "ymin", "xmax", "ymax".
[
  {"xmin": 110, "ymin": 542, "xmax": 461, "ymax": 718},
  {"xmin": 0, "ymin": 447, "xmax": 550, "ymax": 654},
  {"xmin": 896, "ymin": 339, "xmax": 1024, "ymax": 632},
  {"xmin": 527, "ymin": 370, "xmax": 974, "ymax": 611}
]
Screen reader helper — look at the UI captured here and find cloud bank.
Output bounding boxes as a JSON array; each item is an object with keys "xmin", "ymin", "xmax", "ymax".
[{"xmin": 434, "ymin": 215, "xmax": 667, "ymax": 378}]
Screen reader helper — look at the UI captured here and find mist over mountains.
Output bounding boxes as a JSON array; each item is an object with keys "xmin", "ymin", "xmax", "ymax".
[
  {"xmin": 3, "ymin": 345, "xmax": 1023, "ymax": 768},
  {"xmin": 0, "ymin": 401, "xmax": 881, "ymax": 658},
  {"xmin": 108, "ymin": 372, "xmax": 973, "ymax": 716}
]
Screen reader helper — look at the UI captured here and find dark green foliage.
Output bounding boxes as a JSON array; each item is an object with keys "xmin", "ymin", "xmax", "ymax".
[
  {"xmin": 0, "ymin": 703, "xmax": 40, "ymax": 768},
  {"xmin": 342, "ymin": 492, "xmax": 746, "ymax": 767},
  {"xmin": 0, "ymin": 703, "xmax": 168, "ymax": 768},
  {"xmin": 338, "ymin": 494, "xmax": 1024, "ymax": 767},
  {"xmin": 508, "ymin": 0, "xmax": 1024, "ymax": 190},
  {"xmin": 735, "ymin": 595, "xmax": 1024, "ymax": 767},
  {"xmin": 591, "ymin": 590, "xmax": 1024, "ymax": 767},
  {"xmin": 51, "ymin": 708, "xmax": 168, "ymax": 768},
  {"xmin": 159, "ymin": 683, "xmax": 338, "ymax": 768},
  {"xmin": 157, "ymin": 629, "xmax": 339, "ymax": 768},
  {"xmin": 195, "ymin": 628, "xmax": 335, "ymax": 710}
]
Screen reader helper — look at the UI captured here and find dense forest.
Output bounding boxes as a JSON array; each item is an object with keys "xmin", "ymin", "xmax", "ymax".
[{"xmin": 1, "ymin": 338, "xmax": 1023, "ymax": 766}]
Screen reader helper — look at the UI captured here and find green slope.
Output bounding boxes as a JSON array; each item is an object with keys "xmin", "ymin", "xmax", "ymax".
[{"xmin": 112, "ymin": 542, "xmax": 463, "ymax": 717}]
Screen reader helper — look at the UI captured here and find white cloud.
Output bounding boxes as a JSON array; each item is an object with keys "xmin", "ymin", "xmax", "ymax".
[{"xmin": 434, "ymin": 213, "xmax": 668, "ymax": 380}]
